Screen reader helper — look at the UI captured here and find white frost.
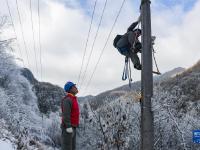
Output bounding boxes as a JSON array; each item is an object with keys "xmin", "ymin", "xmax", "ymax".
[{"xmin": 0, "ymin": 140, "xmax": 15, "ymax": 150}]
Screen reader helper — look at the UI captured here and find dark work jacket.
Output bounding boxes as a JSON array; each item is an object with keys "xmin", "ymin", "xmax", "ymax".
[{"xmin": 116, "ymin": 21, "xmax": 139, "ymax": 48}]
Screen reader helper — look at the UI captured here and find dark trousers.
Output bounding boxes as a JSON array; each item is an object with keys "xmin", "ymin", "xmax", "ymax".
[
  {"xmin": 117, "ymin": 47, "xmax": 141, "ymax": 68},
  {"xmin": 61, "ymin": 127, "xmax": 76, "ymax": 150},
  {"xmin": 127, "ymin": 49, "xmax": 141, "ymax": 68}
]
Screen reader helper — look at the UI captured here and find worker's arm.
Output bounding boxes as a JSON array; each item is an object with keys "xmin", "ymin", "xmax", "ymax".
[
  {"xmin": 127, "ymin": 14, "xmax": 141, "ymax": 32},
  {"xmin": 127, "ymin": 21, "xmax": 139, "ymax": 32},
  {"xmin": 62, "ymin": 97, "xmax": 72, "ymax": 128}
]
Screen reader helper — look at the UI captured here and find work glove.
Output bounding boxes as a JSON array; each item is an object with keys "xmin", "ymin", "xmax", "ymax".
[{"xmin": 66, "ymin": 127, "xmax": 73, "ymax": 133}]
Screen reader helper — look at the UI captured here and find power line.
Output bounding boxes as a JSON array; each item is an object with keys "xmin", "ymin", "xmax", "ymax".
[
  {"xmin": 77, "ymin": 0, "xmax": 98, "ymax": 86},
  {"xmin": 5, "ymin": 0, "xmax": 25, "ymax": 67},
  {"xmin": 38, "ymin": 0, "xmax": 43, "ymax": 81},
  {"xmin": 15, "ymin": 0, "xmax": 30, "ymax": 67},
  {"xmin": 83, "ymin": 0, "xmax": 126, "ymax": 94},
  {"xmin": 37, "ymin": 0, "xmax": 44, "ymax": 140},
  {"xmin": 79, "ymin": 0, "xmax": 108, "ymax": 90},
  {"xmin": 30, "ymin": 0, "xmax": 39, "ymax": 76}
]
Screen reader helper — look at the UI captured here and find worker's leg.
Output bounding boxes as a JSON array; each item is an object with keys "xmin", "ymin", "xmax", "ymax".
[
  {"xmin": 61, "ymin": 128, "xmax": 73, "ymax": 150},
  {"xmin": 128, "ymin": 49, "xmax": 141, "ymax": 70},
  {"xmin": 134, "ymin": 42, "xmax": 142, "ymax": 53},
  {"xmin": 72, "ymin": 127, "xmax": 76, "ymax": 150}
]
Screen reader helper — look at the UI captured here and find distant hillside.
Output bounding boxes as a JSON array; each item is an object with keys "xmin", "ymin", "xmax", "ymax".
[
  {"xmin": 21, "ymin": 68, "xmax": 65, "ymax": 114},
  {"xmin": 87, "ymin": 67, "xmax": 185, "ymax": 110},
  {"xmin": 0, "ymin": 38, "xmax": 62, "ymax": 149},
  {"xmin": 154, "ymin": 67, "xmax": 185, "ymax": 82},
  {"xmin": 161, "ymin": 60, "xmax": 200, "ymax": 102}
]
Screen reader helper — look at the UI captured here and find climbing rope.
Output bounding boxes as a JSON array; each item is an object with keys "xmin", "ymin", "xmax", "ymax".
[
  {"xmin": 152, "ymin": 49, "xmax": 160, "ymax": 74},
  {"xmin": 122, "ymin": 56, "xmax": 132, "ymax": 87},
  {"xmin": 151, "ymin": 36, "xmax": 161, "ymax": 75}
]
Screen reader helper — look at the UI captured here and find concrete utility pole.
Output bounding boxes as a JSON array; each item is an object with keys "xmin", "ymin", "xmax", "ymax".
[{"xmin": 140, "ymin": 0, "xmax": 154, "ymax": 150}]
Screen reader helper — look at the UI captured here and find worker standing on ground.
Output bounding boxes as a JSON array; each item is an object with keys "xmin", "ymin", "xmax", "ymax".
[
  {"xmin": 113, "ymin": 15, "xmax": 142, "ymax": 70},
  {"xmin": 61, "ymin": 81, "xmax": 80, "ymax": 150}
]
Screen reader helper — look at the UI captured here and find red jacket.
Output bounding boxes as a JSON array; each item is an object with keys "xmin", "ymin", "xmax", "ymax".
[{"xmin": 61, "ymin": 93, "xmax": 80, "ymax": 128}]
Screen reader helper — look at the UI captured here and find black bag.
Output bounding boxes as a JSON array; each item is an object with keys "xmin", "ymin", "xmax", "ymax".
[{"xmin": 113, "ymin": 34, "xmax": 122, "ymax": 48}]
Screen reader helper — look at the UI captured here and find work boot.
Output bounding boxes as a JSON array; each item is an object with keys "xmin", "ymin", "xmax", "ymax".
[{"xmin": 134, "ymin": 64, "xmax": 142, "ymax": 70}]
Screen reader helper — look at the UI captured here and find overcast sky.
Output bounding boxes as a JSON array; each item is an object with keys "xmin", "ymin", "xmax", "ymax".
[{"xmin": 0, "ymin": 0, "xmax": 200, "ymax": 96}]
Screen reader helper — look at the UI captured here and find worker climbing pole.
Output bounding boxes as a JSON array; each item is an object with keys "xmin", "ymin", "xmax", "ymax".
[
  {"xmin": 140, "ymin": 0, "xmax": 154, "ymax": 150},
  {"xmin": 113, "ymin": 15, "xmax": 142, "ymax": 88}
]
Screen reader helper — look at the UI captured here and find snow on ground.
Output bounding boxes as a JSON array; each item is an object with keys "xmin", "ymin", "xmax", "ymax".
[{"xmin": 0, "ymin": 139, "xmax": 15, "ymax": 150}]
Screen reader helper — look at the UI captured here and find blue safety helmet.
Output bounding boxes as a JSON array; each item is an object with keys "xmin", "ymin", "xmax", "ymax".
[{"xmin": 64, "ymin": 81, "xmax": 76, "ymax": 92}]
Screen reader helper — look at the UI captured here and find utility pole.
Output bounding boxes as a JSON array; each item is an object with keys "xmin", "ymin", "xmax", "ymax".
[{"xmin": 140, "ymin": 0, "xmax": 154, "ymax": 150}]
